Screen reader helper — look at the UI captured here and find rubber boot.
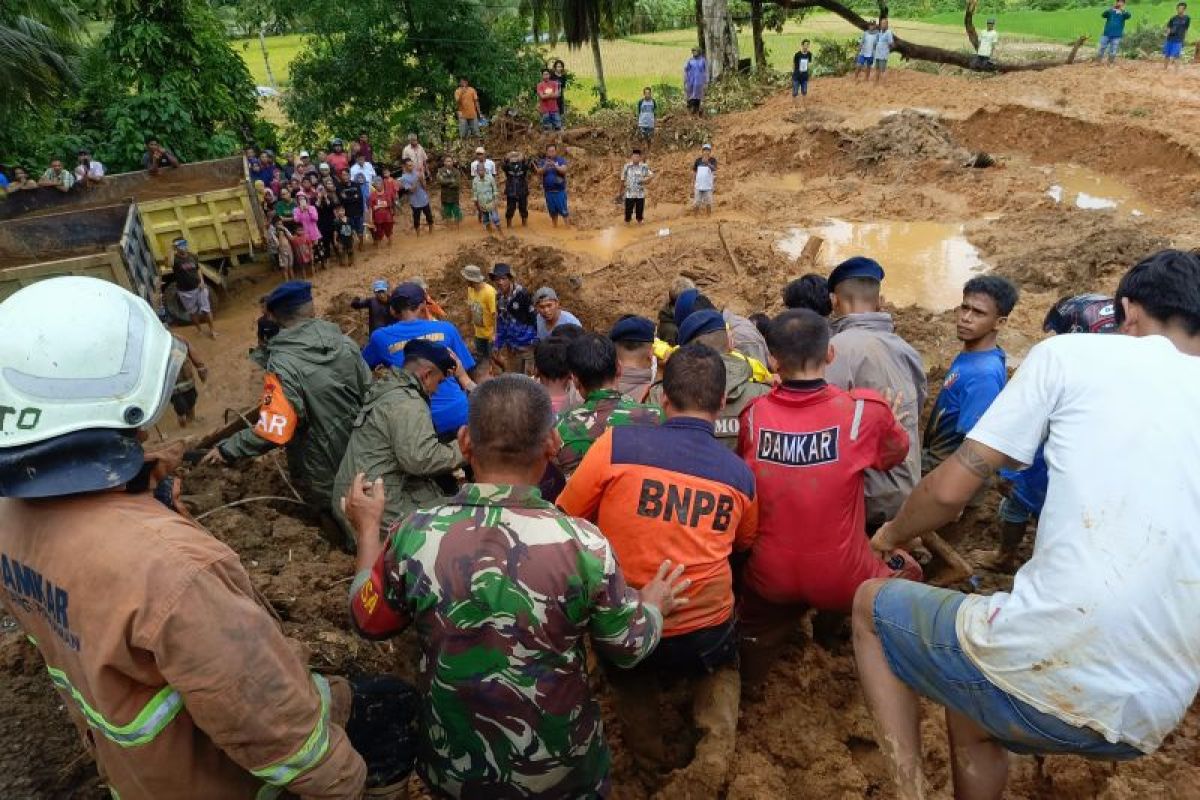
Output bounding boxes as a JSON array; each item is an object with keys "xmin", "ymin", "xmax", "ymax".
[
  {"xmin": 658, "ymin": 666, "xmax": 740, "ymax": 798},
  {"xmin": 609, "ymin": 671, "xmax": 667, "ymax": 775}
]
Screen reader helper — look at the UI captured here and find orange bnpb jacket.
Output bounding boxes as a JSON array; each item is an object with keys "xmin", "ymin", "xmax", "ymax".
[{"xmin": 558, "ymin": 416, "xmax": 758, "ymax": 637}]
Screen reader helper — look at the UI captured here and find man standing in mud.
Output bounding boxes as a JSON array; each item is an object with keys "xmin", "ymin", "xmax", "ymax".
[
  {"xmin": 344, "ymin": 375, "xmax": 688, "ymax": 798},
  {"xmin": 491, "ymin": 263, "xmax": 539, "ymax": 375},
  {"xmin": 854, "ymin": 249, "xmax": 1200, "ymax": 800},
  {"xmin": 920, "ymin": 275, "xmax": 1018, "ymax": 584},
  {"xmin": 825, "ymin": 257, "xmax": 927, "ymax": 531}
]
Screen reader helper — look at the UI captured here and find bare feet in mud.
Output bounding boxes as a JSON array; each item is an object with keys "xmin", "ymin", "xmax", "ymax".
[{"xmin": 969, "ymin": 548, "xmax": 1020, "ymax": 574}]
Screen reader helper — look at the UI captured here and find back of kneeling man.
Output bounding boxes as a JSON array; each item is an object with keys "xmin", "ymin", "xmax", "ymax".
[
  {"xmin": 854, "ymin": 249, "xmax": 1200, "ymax": 800},
  {"xmin": 558, "ymin": 343, "xmax": 758, "ymax": 794}
]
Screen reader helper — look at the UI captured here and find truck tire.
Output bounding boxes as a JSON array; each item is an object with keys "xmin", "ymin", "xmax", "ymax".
[{"xmin": 163, "ymin": 282, "xmax": 220, "ymax": 325}]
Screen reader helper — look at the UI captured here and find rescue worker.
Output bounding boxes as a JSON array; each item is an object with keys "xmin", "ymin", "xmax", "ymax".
[
  {"xmin": 825, "ymin": 257, "xmax": 927, "ymax": 529},
  {"xmin": 737, "ymin": 309, "xmax": 920, "ymax": 686},
  {"xmin": 344, "ymin": 375, "xmax": 689, "ymax": 797},
  {"xmin": 558, "ymin": 343, "xmax": 758, "ymax": 795},
  {"xmin": 330, "ymin": 340, "xmax": 465, "ymax": 548},
  {"xmin": 554, "ymin": 332, "xmax": 663, "ymax": 477},
  {"xmin": 0, "ymin": 277, "xmax": 365, "ymax": 799},
  {"xmin": 650, "ymin": 309, "xmax": 771, "ymax": 448},
  {"xmin": 204, "ymin": 281, "xmax": 371, "ymax": 533},
  {"xmin": 657, "ymin": 276, "xmax": 694, "ymax": 346},
  {"xmin": 610, "ymin": 315, "xmax": 657, "ymax": 402},
  {"xmin": 674, "ymin": 288, "xmax": 770, "ymax": 366},
  {"xmin": 490, "ymin": 263, "xmax": 538, "ymax": 375},
  {"xmin": 360, "ymin": 282, "xmax": 477, "ymax": 438}
]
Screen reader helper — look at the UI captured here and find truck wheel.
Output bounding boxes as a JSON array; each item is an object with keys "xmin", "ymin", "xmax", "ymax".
[{"xmin": 163, "ymin": 282, "xmax": 220, "ymax": 325}]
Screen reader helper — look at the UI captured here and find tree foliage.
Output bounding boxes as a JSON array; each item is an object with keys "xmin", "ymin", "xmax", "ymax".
[
  {"xmin": 283, "ymin": 0, "xmax": 544, "ymax": 148},
  {"xmin": 0, "ymin": 0, "xmax": 81, "ymax": 110}
]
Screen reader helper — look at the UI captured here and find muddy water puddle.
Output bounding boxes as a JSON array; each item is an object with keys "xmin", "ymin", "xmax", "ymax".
[
  {"xmin": 776, "ymin": 219, "xmax": 984, "ymax": 310},
  {"xmin": 1045, "ymin": 164, "xmax": 1158, "ymax": 215}
]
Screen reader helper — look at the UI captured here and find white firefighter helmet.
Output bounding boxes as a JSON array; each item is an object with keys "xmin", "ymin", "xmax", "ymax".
[{"xmin": 0, "ymin": 276, "xmax": 184, "ymax": 448}]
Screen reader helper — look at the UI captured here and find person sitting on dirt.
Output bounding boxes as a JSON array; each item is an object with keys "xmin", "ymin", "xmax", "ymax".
[
  {"xmin": 74, "ymin": 148, "xmax": 105, "ymax": 186},
  {"xmin": 975, "ymin": 18, "xmax": 1000, "ymax": 68},
  {"xmin": 1097, "ymin": 0, "xmax": 1132, "ymax": 65},
  {"xmin": 784, "ymin": 273, "xmax": 833, "ymax": 316},
  {"xmin": 534, "ymin": 326, "xmax": 585, "ymax": 415},
  {"xmin": 825, "ymin": 257, "xmax": 927, "ymax": 531},
  {"xmin": 554, "ymin": 332, "xmax": 664, "ymax": 478},
  {"xmin": 204, "ymin": 281, "xmax": 371, "ymax": 542},
  {"xmin": 611, "ymin": 315, "xmax": 658, "ymax": 403},
  {"xmin": 361, "ymin": 282, "xmax": 477, "ymax": 438},
  {"xmin": 343, "ymin": 375, "xmax": 687, "ymax": 798},
  {"xmin": 167, "ymin": 238, "xmax": 217, "ymax": 339},
  {"xmin": 920, "ymin": 275, "xmax": 1018, "ymax": 584},
  {"xmin": 350, "ymin": 279, "xmax": 393, "ymax": 333},
  {"xmin": 855, "ymin": 250, "xmax": 1200, "ymax": 800},
  {"xmin": 649, "ymin": 310, "xmax": 771, "ymax": 449},
  {"xmin": 0, "ymin": 277, "xmax": 367, "ymax": 799},
  {"xmin": 142, "ymin": 137, "xmax": 180, "ymax": 174},
  {"xmin": 331, "ymin": 339, "xmax": 465, "ymax": 549},
  {"xmin": 533, "ymin": 286, "xmax": 580, "ymax": 339},
  {"xmin": 491, "ymin": 263, "xmax": 539, "ymax": 375},
  {"xmin": 38, "ymin": 158, "xmax": 75, "ymax": 193},
  {"xmin": 972, "ymin": 293, "xmax": 1120, "ymax": 573},
  {"xmin": 737, "ymin": 310, "xmax": 920, "ymax": 686},
  {"xmin": 558, "ymin": 343, "xmax": 757, "ymax": 794},
  {"xmin": 856, "ymin": 20, "xmax": 880, "ymax": 81}
]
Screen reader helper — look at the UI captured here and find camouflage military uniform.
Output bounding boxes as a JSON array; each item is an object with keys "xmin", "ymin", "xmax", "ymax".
[
  {"xmin": 348, "ymin": 484, "xmax": 662, "ymax": 798},
  {"xmin": 554, "ymin": 389, "xmax": 663, "ymax": 476}
]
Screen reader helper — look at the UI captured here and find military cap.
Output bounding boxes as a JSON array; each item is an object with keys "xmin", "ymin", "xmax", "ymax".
[
  {"xmin": 390, "ymin": 282, "xmax": 426, "ymax": 308},
  {"xmin": 265, "ymin": 280, "xmax": 313, "ymax": 313},
  {"xmin": 828, "ymin": 256, "xmax": 885, "ymax": 290},
  {"xmin": 677, "ymin": 309, "xmax": 726, "ymax": 345}
]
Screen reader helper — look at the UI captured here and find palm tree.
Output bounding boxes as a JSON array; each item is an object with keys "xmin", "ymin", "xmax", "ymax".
[
  {"xmin": 0, "ymin": 0, "xmax": 81, "ymax": 108},
  {"xmin": 559, "ymin": 0, "xmax": 631, "ymax": 107}
]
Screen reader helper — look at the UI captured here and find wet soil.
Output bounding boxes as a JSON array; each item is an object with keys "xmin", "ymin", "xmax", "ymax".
[{"xmin": 5, "ymin": 61, "xmax": 1200, "ymax": 799}]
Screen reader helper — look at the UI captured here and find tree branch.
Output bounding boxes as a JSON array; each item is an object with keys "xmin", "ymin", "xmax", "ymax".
[
  {"xmin": 964, "ymin": 0, "xmax": 979, "ymax": 52},
  {"xmin": 774, "ymin": 0, "xmax": 1088, "ymax": 73}
]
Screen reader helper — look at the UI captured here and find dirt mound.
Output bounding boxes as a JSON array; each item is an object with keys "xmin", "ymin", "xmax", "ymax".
[
  {"xmin": 969, "ymin": 209, "xmax": 1168, "ymax": 292},
  {"xmin": 849, "ymin": 109, "xmax": 972, "ymax": 166},
  {"xmin": 325, "ymin": 290, "xmax": 370, "ymax": 345}
]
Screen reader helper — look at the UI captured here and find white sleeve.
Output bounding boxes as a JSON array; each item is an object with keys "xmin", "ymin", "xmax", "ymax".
[{"xmin": 967, "ymin": 340, "xmax": 1063, "ymax": 466}]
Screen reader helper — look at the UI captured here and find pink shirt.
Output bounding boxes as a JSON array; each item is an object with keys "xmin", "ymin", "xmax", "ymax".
[{"xmin": 293, "ymin": 204, "xmax": 321, "ymax": 242}]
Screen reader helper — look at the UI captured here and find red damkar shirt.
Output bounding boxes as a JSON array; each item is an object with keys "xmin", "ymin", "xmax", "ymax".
[{"xmin": 738, "ymin": 379, "xmax": 912, "ymax": 612}]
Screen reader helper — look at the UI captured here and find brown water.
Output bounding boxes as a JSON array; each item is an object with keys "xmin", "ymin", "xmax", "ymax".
[
  {"xmin": 1045, "ymin": 164, "xmax": 1158, "ymax": 215},
  {"xmin": 776, "ymin": 219, "xmax": 985, "ymax": 310}
]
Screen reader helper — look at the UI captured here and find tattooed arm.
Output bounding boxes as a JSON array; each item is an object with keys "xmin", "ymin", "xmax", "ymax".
[{"xmin": 872, "ymin": 439, "xmax": 1023, "ymax": 554}]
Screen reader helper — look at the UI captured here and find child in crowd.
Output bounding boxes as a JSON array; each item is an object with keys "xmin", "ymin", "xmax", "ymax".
[{"xmin": 333, "ymin": 205, "xmax": 355, "ymax": 266}]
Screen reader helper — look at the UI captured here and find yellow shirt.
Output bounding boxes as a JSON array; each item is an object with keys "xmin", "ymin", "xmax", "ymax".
[
  {"xmin": 467, "ymin": 283, "xmax": 497, "ymax": 340},
  {"xmin": 652, "ymin": 338, "xmax": 772, "ymax": 382}
]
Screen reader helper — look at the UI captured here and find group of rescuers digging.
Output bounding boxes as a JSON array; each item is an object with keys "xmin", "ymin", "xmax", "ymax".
[{"xmin": 1, "ymin": 246, "xmax": 1199, "ymax": 800}]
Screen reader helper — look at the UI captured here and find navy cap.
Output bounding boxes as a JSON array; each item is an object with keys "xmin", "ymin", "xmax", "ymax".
[
  {"xmin": 265, "ymin": 280, "xmax": 313, "ymax": 313},
  {"xmin": 390, "ymin": 282, "xmax": 426, "ymax": 309},
  {"xmin": 490, "ymin": 262, "xmax": 513, "ymax": 278},
  {"xmin": 403, "ymin": 339, "xmax": 456, "ymax": 374},
  {"xmin": 609, "ymin": 315, "xmax": 656, "ymax": 343},
  {"xmin": 674, "ymin": 288, "xmax": 701, "ymax": 327},
  {"xmin": 827, "ymin": 256, "xmax": 885, "ymax": 290},
  {"xmin": 677, "ymin": 309, "xmax": 726, "ymax": 345}
]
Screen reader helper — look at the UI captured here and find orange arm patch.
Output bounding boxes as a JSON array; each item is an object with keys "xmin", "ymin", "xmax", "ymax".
[{"xmin": 254, "ymin": 372, "xmax": 298, "ymax": 445}]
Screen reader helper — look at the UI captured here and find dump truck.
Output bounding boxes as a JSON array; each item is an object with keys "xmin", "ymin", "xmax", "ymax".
[
  {"xmin": 0, "ymin": 202, "xmax": 159, "ymax": 306},
  {"xmin": 0, "ymin": 156, "xmax": 268, "ymax": 293}
]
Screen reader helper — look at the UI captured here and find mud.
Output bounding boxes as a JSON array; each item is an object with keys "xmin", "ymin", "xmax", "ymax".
[{"xmin": 5, "ymin": 62, "xmax": 1200, "ymax": 799}]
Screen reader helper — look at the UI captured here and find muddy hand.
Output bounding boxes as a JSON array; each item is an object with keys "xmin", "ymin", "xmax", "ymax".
[
  {"xmin": 639, "ymin": 560, "xmax": 691, "ymax": 617},
  {"xmin": 342, "ymin": 473, "xmax": 387, "ymax": 543},
  {"xmin": 199, "ymin": 447, "xmax": 227, "ymax": 466},
  {"xmin": 883, "ymin": 389, "xmax": 909, "ymax": 428}
]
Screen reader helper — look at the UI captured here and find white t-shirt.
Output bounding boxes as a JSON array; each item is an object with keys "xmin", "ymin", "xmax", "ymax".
[
  {"xmin": 470, "ymin": 158, "xmax": 496, "ymax": 178},
  {"xmin": 694, "ymin": 160, "xmax": 715, "ymax": 192},
  {"xmin": 958, "ymin": 333, "xmax": 1200, "ymax": 753},
  {"xmin": 859, "ymin": 30, "xmax": 879, "ymax": 57},
  {"xmin": 74, "ymin": 161, "xmax": 105, "ymax": 181},
  {"xmin": 977, "ymin": 28, "xmax": 999, "ymax": 57},
  {"xmin": 874, "ymin": 30, "xmax": 896, "ymax": 60},
  {"xmin": 349, "ymin": 161, "xmax": 376, "ymax": 185}
]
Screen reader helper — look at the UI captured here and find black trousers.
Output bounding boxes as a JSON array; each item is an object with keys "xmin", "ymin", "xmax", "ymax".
[
  {"xmin": 411, "ymin": 204, "xmax": 433, "ymax": 229},
  {"xmin": 623, "ymin": 197, "xmax": 645, "ymax": 223},
  {"xmin": 505, "ymin": 195, "xmax": 528, "ymax": 223}
]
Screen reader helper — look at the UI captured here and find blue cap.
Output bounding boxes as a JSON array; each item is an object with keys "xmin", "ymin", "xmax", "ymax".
[
  {"xmin": 390, "ymin": 282, "xmax": 426, "ymax": 309},
  {"xmin": 674, "ymin": 288, "xmax": 701, "ymax": 327},
  {"xmin": 827, "ymin": 256, "xmax": 885, "ymax": 290},
  {"xmin": 371, "ymin": 279, "xmax": 388, "ymax": 293},
  {"xmin": 677, "ymin": 309, "xmax": 726, "ymax": 345},
  {"xmin": 609, "ymin": 315, "xmax": 656, "ymax": 343},
  {"xmin": 265, "ymin": 280, "xmax": 313, "ymax": 313},
  {"xmin": 403, "ymin": 339, "xmax": 456, "ymax": 374}
]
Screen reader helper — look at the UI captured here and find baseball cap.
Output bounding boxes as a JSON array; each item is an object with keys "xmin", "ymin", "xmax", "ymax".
[
  {"xmin": 371, "ymin": 279, "xmax": 388, "ymax": 293},
  {"xmin": 390, "ymin": 282, "xmax": 426, "ymax": 309},
  {"xmin": 403, "ymin": 339, "xmax": 456, "ymax": 374},
  {"xmin": 702, "ymin": 143, "xmax": 712, "ymax": 150},
  {"xmin": 828, "ymin": 256, "xmax": 885, "ymax": 291},
  {"xmin": 677, "ymin": 310, "xmax": 726, "ymax": 345},
  {"xmin": 609, "ymin": 315, "xmax": 656, "ymax": 343},
  {"xmin": 474, "ymin": 147, "xmax": 486, "ymax": 155},
  {"xmin": 172, "ymin": 237, "xmax": 188, "ymax": 248},
  {"xmin": 533, "ymin": 287, "xmax": 558, "ymax": 303},
  {"xmin": 299, "ymin": 150, "xmax": 310, "ymax": 158}
]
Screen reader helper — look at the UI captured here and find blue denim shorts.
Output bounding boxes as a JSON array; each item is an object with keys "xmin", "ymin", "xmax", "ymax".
[
  {"xmin": 873, "ymin": 580, "xmax": 1144, "ymax": 758},
  {"xmin": 998, "ymin": 495, "xmax": 1034, "ymax": 525}
]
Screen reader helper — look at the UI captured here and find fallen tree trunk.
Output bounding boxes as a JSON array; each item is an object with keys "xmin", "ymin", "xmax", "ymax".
[
  {"xmin": 964, "ymin": 0, "xmax": 980, "ymax": 52},
  {"xmin": 777, "ymin": 0, "xmax": 1088, "ymax": 73}
]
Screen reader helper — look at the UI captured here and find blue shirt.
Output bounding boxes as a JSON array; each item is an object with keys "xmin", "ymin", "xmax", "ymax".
[
  {"xmin": 922, "ymin": 347, "xmax": 1007, "ymax": 469},
  {"xmin": 1102, "ymin": 7, "xmax": 1132, "ymax": 38},
  {"xmin": 540, "ymin": 157, "xmax": 567, "ymax": 192},
  {"xmin": 400, "ymin": 172, "xmax": 428, "ymax": 208},
  {"xmin": 362, "ymin": 319, "xmax": 476, "ymax": 435},
  {"xmin": 536, "ymin": 309, "xmax": 581, "ymax": 340},
  {"xmin": 1000, "ymin": 445, "xmax": 1049, "ymax": 516}
]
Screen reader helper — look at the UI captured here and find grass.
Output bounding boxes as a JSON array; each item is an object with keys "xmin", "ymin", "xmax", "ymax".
[
  {"xmin": 920, "ymin": 1, "xmax": 1182, "ymax": 41},
  {"xmin": 232, "ymin": 33, "xmax": 308, "ymax": 88}
]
